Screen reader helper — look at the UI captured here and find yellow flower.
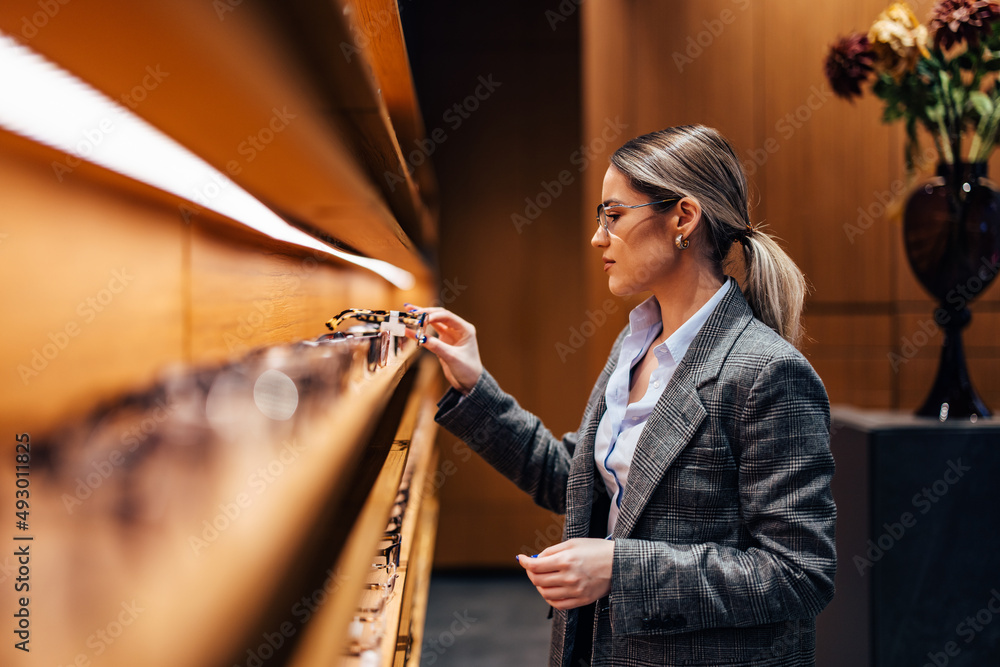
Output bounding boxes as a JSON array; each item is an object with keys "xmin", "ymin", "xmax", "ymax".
[{"xmin": 868, "ymin": 2, "xmax": 931, "ymax": 78}]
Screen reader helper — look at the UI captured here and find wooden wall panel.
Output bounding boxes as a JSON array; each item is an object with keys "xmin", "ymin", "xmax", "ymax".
[
  {"xmin": 632, "ymin": 0, "xmax": 757, "ymax": 150},
  {"xmin": 0, "ymin": 139, "xmax": 184, "ymax": 437},
  {"xmin": 430, "ymin": 453, "xmax": 565, "ymax": 568},
  {"xmin": 580, "ymin": 0, "xmax": 1000, "ymax": 414},
  {"xmin": 581, "ymin": 1, "xmax": 636, "ymax": 383},
  {"xmin": 802, "ymin": 313, "xmax": 895, "ymax": 408},
  {"xmin": 761, "ymin": 1, "xmax": 899, "ymax": 304},
  {"xmin": 186, "ymin": 221, "xmax": 410, "ymax": 364},
  {"xmin": 403, "ymin": 2, "xmax": 588, "ymax": 568}
]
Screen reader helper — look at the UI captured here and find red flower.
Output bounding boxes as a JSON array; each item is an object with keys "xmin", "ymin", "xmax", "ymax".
[
  {"xmin": 825, "ymin": 33, "xmax": 877, "ymax": 100},
  {"xmin": 929, "ymin": 0, "xmax": 1000, "ymax": 50}
]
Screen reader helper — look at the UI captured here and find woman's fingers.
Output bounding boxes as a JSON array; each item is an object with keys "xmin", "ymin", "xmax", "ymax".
[
  {"xmin": 403, "ymin": 306, "xmax": 462, "ymax": 342},
  {"xmin": 417, "ymin": 333, "xmax": 454, "ymax": 359},
  {"xmin": 405, "ymin": 304, "xmax": 475, "ymax": 334},
  {"xmin": 515, "ymin": 539, "xmax": 614, "ymax": 610},
  {"xmin": 517, "ymin": 554, "xmax": 592, "ymax": 608},
  {"xmin": 537, "ymin": 541, "xmax": 572, "ymax": 556},
  {"xmin": 517, "ymin": 554, "xmax": 559, "ymax": 575},
  {"xmin": 403, "ymin": 304, "xmax": 483, "ymax": 394}
]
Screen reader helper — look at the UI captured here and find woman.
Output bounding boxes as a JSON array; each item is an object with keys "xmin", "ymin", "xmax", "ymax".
[{"xmin": 407, "ymin": 125, "xmax": 836, "ymax": 666}]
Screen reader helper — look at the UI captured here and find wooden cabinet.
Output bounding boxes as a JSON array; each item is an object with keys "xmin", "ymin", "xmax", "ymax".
[{"xmin": 820, "ymin": 406, "xmax": 1000, "ymax": 667}]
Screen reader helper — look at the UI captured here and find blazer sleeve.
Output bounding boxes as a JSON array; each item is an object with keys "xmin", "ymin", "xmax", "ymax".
[
  {"xmin": 434, "ymin": 368, "xmax": 578, "ymax": 514},
  {"xmin": 609, "ymin": 351, "xmax": 837, "ymax": 634},
  {"xmin": 434, "ymin": 328, "xmax": 625, "ymax": 515}
]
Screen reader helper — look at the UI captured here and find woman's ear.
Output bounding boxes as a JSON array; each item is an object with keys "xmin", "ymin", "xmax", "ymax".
[{"xmin": 675, "ymin": 197, "xmax": 703, "ymax": 238}]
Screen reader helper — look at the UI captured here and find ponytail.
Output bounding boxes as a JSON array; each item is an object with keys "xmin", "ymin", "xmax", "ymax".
[
  {"xmin": 612, "ymin": 125, "xmax": 811, "ymax": 349},
  {"xmin": 733, "ymin": 227, "xmax": 809, "ymax": 349}
]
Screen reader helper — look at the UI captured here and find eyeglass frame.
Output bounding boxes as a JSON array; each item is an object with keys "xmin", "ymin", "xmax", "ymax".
[
  {"xmin": 346, "ymin": 613, "xmax": 387, "ymax": 655},
  {"xmin": 364, "ymin": 564, "xmax": 397, "ymax": 588},
  {"xmin": 325, "ymin": 308, "xmax": 427, "ymax": 337},
  {"xmin": 596, "ymin": 197, "xmax": 683, "ymax": 236},
  {"xmin": 311, "ymin": 328, "xmax": 392, "ymax": 370},
  {"xmin": 357, "ymin": 581, "xmax": 395, "ymax": 614},
  {"xmin": 321, "ymin": 309, "xmax": 428, "ymax": 365},
  {"xmin": 373, "ymin": 535, "xmax": 401, "ymax": 571}
]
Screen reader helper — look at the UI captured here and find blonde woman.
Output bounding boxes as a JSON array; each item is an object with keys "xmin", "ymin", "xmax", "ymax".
[{"xmin": 408, "ymin": 125, "xmax": 836, "ymax": 666}]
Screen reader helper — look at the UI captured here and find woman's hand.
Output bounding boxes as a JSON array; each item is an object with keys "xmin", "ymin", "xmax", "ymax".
[
  {"xmin": 404, "ymin": 304, "xmax": 484, "ymax": 395},
  {"xmin": 516, "ymin": 538, "xmax": 615, "ymax": 610}
]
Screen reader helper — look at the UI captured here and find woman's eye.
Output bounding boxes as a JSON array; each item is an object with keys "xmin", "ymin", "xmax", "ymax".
[{"xmin": 606, "ymin": 213, "xmax": 619, "ymax": 222}]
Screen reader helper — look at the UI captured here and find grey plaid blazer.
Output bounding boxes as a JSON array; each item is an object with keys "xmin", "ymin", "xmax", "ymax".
[{"xmin": 435, "ymin": 276, "xmax": 836, "ymax": 666}]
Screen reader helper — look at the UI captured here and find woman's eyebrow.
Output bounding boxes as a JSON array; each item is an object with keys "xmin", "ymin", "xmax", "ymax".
[{"xmin": 602, "ymin": 198, "xmax": 624, "ymax": 206}]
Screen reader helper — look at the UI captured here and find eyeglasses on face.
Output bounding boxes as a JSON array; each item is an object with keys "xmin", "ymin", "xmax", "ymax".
[{"xmin": 596, "ymin": 197, "xmax": 682, "ymax": 235}]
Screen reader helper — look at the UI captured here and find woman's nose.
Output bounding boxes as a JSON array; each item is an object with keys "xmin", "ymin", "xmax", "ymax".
[{"xmin": 591, "ymin": 225, "xmax": 608, "ymax": 248}]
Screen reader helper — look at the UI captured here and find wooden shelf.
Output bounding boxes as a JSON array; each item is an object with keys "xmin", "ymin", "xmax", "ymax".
[
  {"xmin": 5, "ymin": 337, "xmax": 444, "ymax": 667},
  {"xmin": 0, "ymin": 3, "xmax": 442, "ymax": 666},
  {"xmin": 288, "ymin": 354, "xmax": 441, "ymax": 667},
  {"xmin": 258, "ymin": 0, "xmax": 439, "ymax": 251},
  {"xmin": 0, "ymin": 0, "xmax": 434, "ymax": 278},
  {"xmin": 381, "ymin": 369, "xmax": 441, "ymax": 666}
]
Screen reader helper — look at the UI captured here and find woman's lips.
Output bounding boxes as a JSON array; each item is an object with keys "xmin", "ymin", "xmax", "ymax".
[{"xmin": 603, "ymin": 259, "xmax": 614, "ymax": 272}]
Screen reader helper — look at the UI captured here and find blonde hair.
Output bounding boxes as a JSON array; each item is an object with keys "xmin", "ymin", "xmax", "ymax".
[{"xmin": 610, "ymin": 125, "xmax": 809, "ymax": 348}]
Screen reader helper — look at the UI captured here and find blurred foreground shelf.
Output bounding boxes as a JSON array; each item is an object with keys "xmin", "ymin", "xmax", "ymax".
[{"xmin": 0, "ymin": 0, "xmax": 442, "ymax": 665}]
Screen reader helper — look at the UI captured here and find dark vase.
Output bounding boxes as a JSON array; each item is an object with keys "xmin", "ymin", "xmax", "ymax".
[{"xmin": 902, "ymin": 161, "xmax": 1000, "ymax": 420}]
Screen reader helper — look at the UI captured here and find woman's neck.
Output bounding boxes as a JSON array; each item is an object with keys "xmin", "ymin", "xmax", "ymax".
[{"xmin": 650, "ymin": 266, "xmax": 725, "ymax": 341}]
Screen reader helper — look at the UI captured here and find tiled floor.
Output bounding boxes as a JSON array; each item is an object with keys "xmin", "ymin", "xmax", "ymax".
[{"xmin": 419, "ymin": 570, "xmax": 552, "ymax": 666}]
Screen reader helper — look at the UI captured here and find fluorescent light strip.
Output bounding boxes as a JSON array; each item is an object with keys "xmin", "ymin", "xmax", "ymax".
[{"xmin": 0, "ymin": 32, "xmax": 415, "ymax": 289}]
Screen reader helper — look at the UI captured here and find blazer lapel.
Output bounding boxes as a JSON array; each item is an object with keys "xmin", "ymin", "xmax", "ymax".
[
  {"xmin": 562, "ymin": 329, "xmax": 626, "ymax": 540},
  {"xmin": 612, "ymin": 373, "xmax": 706, "ymax": 538},
  {"xmin": 563, "ymin": 393, "xmax": 605, "ymax": 539},
  {"xmin": 612, "ymin": 277, "xmax": 755, "ymax": 539}
]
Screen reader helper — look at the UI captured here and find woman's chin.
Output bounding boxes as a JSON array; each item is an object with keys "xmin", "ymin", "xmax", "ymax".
[{"xmin": 607, "ymin": 277, "xmax": 639, "ymax": 297}]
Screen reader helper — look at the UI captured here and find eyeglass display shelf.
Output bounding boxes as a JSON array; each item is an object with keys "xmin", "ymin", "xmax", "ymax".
[
  {"xmin": 285, "ymin": 354, "xmax": 441, "ymax": 667},
  {"xmin": 14, "ymin": 342, "xmax": 430, "ymax": 667}
]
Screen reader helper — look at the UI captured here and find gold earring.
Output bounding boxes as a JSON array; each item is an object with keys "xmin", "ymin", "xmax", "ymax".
[{"xmin": 675, "ymin": 234, "xmax": 689, "ymax": 250}]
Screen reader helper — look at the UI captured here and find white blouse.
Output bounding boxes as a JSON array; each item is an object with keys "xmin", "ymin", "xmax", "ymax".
[{"xmin": 594, "ymin": 278, "xmax": 732, "ymax": 535}]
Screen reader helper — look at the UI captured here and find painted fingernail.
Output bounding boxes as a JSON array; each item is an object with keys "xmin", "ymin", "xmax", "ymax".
[
  {"xmin": 515, "ymin": 555, "xmax": 519, "ymax": 563},
  {"xmin": 531, "ymin": 554, "xmax": 538, "ymax": 558},
  {"xmin": 418, "ymin": 335, "xmax": 427, "ymax": 345}
]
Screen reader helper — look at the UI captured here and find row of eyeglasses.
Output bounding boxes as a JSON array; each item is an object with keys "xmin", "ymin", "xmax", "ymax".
[
  {"xmin": 33, "ymin": 309, "xmax": 429, "ymax": 527},
  {"xmin": 345, "ymin": 452, "xmax": 416, "ymax": 665}
]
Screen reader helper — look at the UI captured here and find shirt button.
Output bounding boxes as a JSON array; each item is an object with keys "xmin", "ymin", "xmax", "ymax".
[{"xmin": 653, "ymin": 381, "xmax": 660, "ymax": 388}]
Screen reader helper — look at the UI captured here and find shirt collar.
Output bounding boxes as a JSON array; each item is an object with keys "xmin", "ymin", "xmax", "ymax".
[
  {"xmin": 628, "ymin": 277, "xmax": 733, "ymax": 364},
  {"xmin": 627, "ymin": 294, "xmax": 663, "ymax": 335}
]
